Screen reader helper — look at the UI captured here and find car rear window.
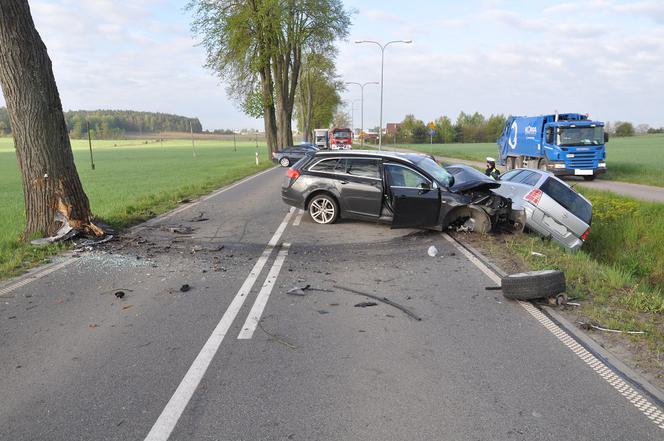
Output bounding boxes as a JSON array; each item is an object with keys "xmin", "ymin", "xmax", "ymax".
[
  {"xmin": 309, "ymin": 158, "xmax": 338, "ymax": 172},
  {"xmin": 540, "ymin": 177, "xmax": 592, "ymax": 224}
]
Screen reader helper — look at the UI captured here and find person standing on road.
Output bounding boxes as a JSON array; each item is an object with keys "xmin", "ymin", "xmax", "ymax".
[{"xmin": 485, "ymin": 157, "xmax": 501, "ymax": 180}]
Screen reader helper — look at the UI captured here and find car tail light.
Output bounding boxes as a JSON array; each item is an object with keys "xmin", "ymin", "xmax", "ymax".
[
  {"xmin": 523, "ymin": 188, "xmax": 542, "ymax": 206},
  {"xmin": 581, "ymin": 228, "xmax": 590, "ymax": 241},
  {"xmin": 286, "ymin": 168, "xmax": 300, "ymax": 180}
]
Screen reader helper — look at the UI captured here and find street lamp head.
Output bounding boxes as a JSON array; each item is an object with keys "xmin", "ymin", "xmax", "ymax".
[
  {"xmin": 403, "ymin": 40, "xmax": 413, "ymax": 44},
  {"xmin": 354, "ymin": 40, "xmax": 364, "ymax": 44}
]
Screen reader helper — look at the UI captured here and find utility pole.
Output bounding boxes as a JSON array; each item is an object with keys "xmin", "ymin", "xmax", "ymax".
[
  {"xmin": 190, "ymin": 121, "xmax": 197, "ymax": 158},
  {"xmin": 86, "ymin": 120, "xmax": 95, "ymax": 170},
  {"xmin": 233, "ymin": 130, "xmax": 237, "ymax": 152}
]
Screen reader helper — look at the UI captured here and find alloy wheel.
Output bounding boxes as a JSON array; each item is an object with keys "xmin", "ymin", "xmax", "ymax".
[{"xmin": 309, "ymin": 197, "xmax": 336, "ymax": 224}]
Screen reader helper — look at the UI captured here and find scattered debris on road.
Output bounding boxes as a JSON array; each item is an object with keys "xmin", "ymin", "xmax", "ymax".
[
  {"xmin": 354, "ymin": 301, "xmax": 378, "ymax": 308},
  {"xmin": 286, "ymin": 284, "xmax": 333, "ymax": 296},
  {"xmin": 427, "ymin": 246, "xmax": 438, "ymax": 257},
  {"xmin": 531, "ymin": 251, "xmax": 546, "ymax": 257},
  {"xmin": 190, "ymin": 244, "xmax": 224, "ymax": 254},
  {"xmin": 122, "ymin": 304, "xmax": 134, "ymax": 310},
  {"xmin": 162, "ymin": 225, "xmax": 195, "ymax": 235},
  {"xmin": 334, "ymin": 285, "xmax": 422, "ymax": 321},
  {"xmin": 257, "ymin": 320, "xmax": 297, "ymax": 350},
  {"xmin": 180, "ymin": 284, "xmax": 191, "ymax": 292},
  {"xmin": 188, "ymin": 212, "xmax": 209, "ymax": 222},
  {"xmin": 578, "ymin": 321, "xmax": 645, "ymax": 335},
  {"xmin": 114, "ymin": 291, "xmax": 125, "ymax": 299}
]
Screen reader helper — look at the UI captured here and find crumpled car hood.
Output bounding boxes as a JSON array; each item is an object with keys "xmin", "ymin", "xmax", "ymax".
[{"xmin": 447, "ymin": 164, "xmax": 501, "ymax": 192}]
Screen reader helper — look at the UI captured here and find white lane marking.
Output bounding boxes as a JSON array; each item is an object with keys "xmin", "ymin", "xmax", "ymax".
[
  {"xmin": 0, "ymin": 258, "xmax": 76, "ymax": 298},
  {"xmin": 443, "ymin": 233, "xmax": 664, "ymax": 430},
  {"xmin": 293, "ymin": 209, "xmax": 305, "ymax": 226},
  {"xmin": 144, "ymin": 210, "xmax": 292, "ymax": 441},
  {"xmin": 237, "ymin": 243, "xmax": 291, "ymax": 339}
]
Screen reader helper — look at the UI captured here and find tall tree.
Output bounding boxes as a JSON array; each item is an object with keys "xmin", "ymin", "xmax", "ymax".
[
  {"xmin": 0, "ymin": 0, "xmax": 100, "ymax": 239},
  {"xmin": 189, "ymin": 0, "xmax": 351, "ymax": 152},
  {"xmin": 296, "ymin": 51, "xmax": 342, "ymax": 141}
]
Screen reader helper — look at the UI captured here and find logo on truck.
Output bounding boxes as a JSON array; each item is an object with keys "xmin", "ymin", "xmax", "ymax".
[
  {"xmin": 508, "ymin": 121, "xmax": 518, "ymax": 149},
  {"xmin": 525, "ymin": 125, "xmax": 537, "ymax": 135}
]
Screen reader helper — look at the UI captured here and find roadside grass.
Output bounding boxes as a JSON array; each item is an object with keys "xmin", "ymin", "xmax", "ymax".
[
  {"xmin": 391, "ymin": 133, "xmax": 664, "ymax": 187},
  {"xmin": 477, "ymin": 188, "xmax": 664, "ymax": 358},
  {"xmin": 0, "ymin": 137, "xmax": 273, "ymax": 279}
]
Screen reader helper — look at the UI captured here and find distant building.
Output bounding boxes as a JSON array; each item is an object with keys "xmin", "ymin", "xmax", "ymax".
[{"xmin": 386, "ymin": 123, "xmax": 401, "ymax": 136}]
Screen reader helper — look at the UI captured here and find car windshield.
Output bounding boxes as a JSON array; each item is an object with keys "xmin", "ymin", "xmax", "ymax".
[
  {"xmin": 540, "ymin": 177, "xmax": 592, "ymax": 225},
  {"xmin": 558, "ymin": 126, "xmax": 604, "ymax": 146},
  {"xmin": 333, "ymin": 131, "xmax": 351, "ymax": 139},
  {"xmin": 413, "ymin": 157, "xmax": 454, "ymax": 187}
]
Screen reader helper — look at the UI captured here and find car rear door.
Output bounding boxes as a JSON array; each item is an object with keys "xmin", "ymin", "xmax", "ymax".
[
  {"xmin": 338, "ymin": 158, "xmax": 383, "ymax": 218},
  {"xmin": 384, "ymin": 163, "xmax": 441, "ymax": 228}
]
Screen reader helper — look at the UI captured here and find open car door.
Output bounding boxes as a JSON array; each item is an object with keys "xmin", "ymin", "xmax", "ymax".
[{"xmin": 384, "ymin": 163, "xmax": 441, "ymax": 229}]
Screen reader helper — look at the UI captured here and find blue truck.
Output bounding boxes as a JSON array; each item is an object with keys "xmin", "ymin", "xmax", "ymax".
[{"xmin": 497, "ymin": 113, "xmax": 608, "ymax": 181}]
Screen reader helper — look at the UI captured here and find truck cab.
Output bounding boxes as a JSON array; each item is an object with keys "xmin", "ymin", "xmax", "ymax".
[{"xmin": 497, "ymin": 113, "xmax": 608, "ymax": 180}]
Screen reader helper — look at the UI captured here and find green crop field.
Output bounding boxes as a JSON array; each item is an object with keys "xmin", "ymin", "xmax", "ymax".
[
  {"xmin": 0, "ymin": 137, "xmax": 273, "ymax": 279},
  {"xmin": 393, "ymin": 133, "xmax": 664, "ymax": 187}
]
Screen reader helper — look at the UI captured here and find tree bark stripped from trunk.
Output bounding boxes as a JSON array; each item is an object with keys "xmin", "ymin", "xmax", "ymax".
[{"xmin": 0, "ymin": 0, "xmax": 100, "ymax": 239}]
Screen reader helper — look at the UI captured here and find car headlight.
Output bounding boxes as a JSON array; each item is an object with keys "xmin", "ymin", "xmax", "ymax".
[
  {"xmin": 599, "ymin": 162, "xmax": 606, "ymax": 167},
  {"xmin": 554, "ymin": 163, "xmax": 566, "ymax": 169}
]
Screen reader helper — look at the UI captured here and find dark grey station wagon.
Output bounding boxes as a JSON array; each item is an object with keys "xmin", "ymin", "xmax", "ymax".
[{"xmin": 281, "ymin": 150, "xmax": 525, "ymax": 232}]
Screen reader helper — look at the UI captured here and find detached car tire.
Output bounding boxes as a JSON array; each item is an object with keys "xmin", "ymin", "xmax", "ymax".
[
  {"xmin": 501, "ymin": 270, "xmax": 566, "ymax": 301},
  {"xmin": 280, "ymin": 157, "xmax": 291, "ymax": 167}
]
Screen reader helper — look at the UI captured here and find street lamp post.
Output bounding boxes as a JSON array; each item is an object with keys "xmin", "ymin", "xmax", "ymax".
[
  {"xmin": 355, "ymin": 39, "xmax": 412, "ymax": 150},
  {"xmin": 348, "ymin": 99, "xmax": 360, "ymax": 143},
  {"xmin": 345, "ymin": 81, "xmax": 378, "ymax": 148}
]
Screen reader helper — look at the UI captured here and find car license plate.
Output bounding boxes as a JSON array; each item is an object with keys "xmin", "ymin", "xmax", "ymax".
[{"xmin": 574, "ymin": 169, "xmax": 593, "ymax": 176}]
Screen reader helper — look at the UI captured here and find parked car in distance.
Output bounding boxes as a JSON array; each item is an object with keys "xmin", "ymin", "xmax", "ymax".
[
  {"xmin": 273, "ymin": 143, "xmax": 318, "ymax": 167},
  {"xmin": 488, "ymin": 167, "xmax": 592, "ymax": 250},
  {"xmin": 281, "ymin": 150, "xmax": 525, "ymax": 233}
]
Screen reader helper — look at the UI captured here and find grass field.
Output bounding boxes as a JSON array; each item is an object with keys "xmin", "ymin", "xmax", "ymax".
[
  {"xmin": 0, "ymin": 137, "xmax": 273, "ymax": 279},
  {"xmin": 393, "ymin": 133, "xmax": 664, "ymax": 187}
]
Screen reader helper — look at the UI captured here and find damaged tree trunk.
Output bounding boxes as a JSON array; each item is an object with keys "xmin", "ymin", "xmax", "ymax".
[{"xmin": 0, "ymin": 0, "xmax": 100, "ymax": 239}]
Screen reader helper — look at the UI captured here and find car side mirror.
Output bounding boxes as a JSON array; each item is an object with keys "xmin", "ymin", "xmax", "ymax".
[{"xmin": 604, "ymin": 132, "xmax": 609, "ymax": 143}]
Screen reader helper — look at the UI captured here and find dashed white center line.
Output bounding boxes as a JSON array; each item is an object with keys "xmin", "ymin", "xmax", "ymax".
[
  {"xmin": 238, "ymin": 243, "xmax": 291, "ymax": 339},
  {"xmin": 143, "ymin": 210, "xmax": 293, "ymax": 441}
]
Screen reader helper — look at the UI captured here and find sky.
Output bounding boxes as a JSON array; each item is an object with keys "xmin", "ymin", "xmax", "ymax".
[{"xmin": 1, "ymin": 0, "xmax": 663, "ymax": 131}]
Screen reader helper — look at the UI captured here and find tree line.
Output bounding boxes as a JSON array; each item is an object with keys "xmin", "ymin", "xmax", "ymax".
[
  {"xmin": 390, "ymin": 113, "xmax": 664, "ymax": 144},
  {"xmin": 391, "ymin": 112, "xmax": 507, "ymax": 144},
  {"xmin": 0, "ymin": 107, "xmax": 203, "ymax": 138}
]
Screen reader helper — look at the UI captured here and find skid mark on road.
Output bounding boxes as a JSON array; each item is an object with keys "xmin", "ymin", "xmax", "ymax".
[
  {"xmin": 443, "ymin": 233, "xmax": 664, "ymax": 430},
  {"xmin": 144, "ymin": 209, "xmax": 293, "ymax": 441},
  {"xmin": 238, "ymin": 243, "xmax": 291, "ymax": 339}
]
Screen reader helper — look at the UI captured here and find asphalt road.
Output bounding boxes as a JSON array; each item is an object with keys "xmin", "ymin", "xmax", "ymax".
[
  {"xmin": 390, "ymin": 148, "xmax": 664, "ymax": 204},
  {"xmin": 1, "ymin": 167, "xmax": 662, "ymax": 440}
]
